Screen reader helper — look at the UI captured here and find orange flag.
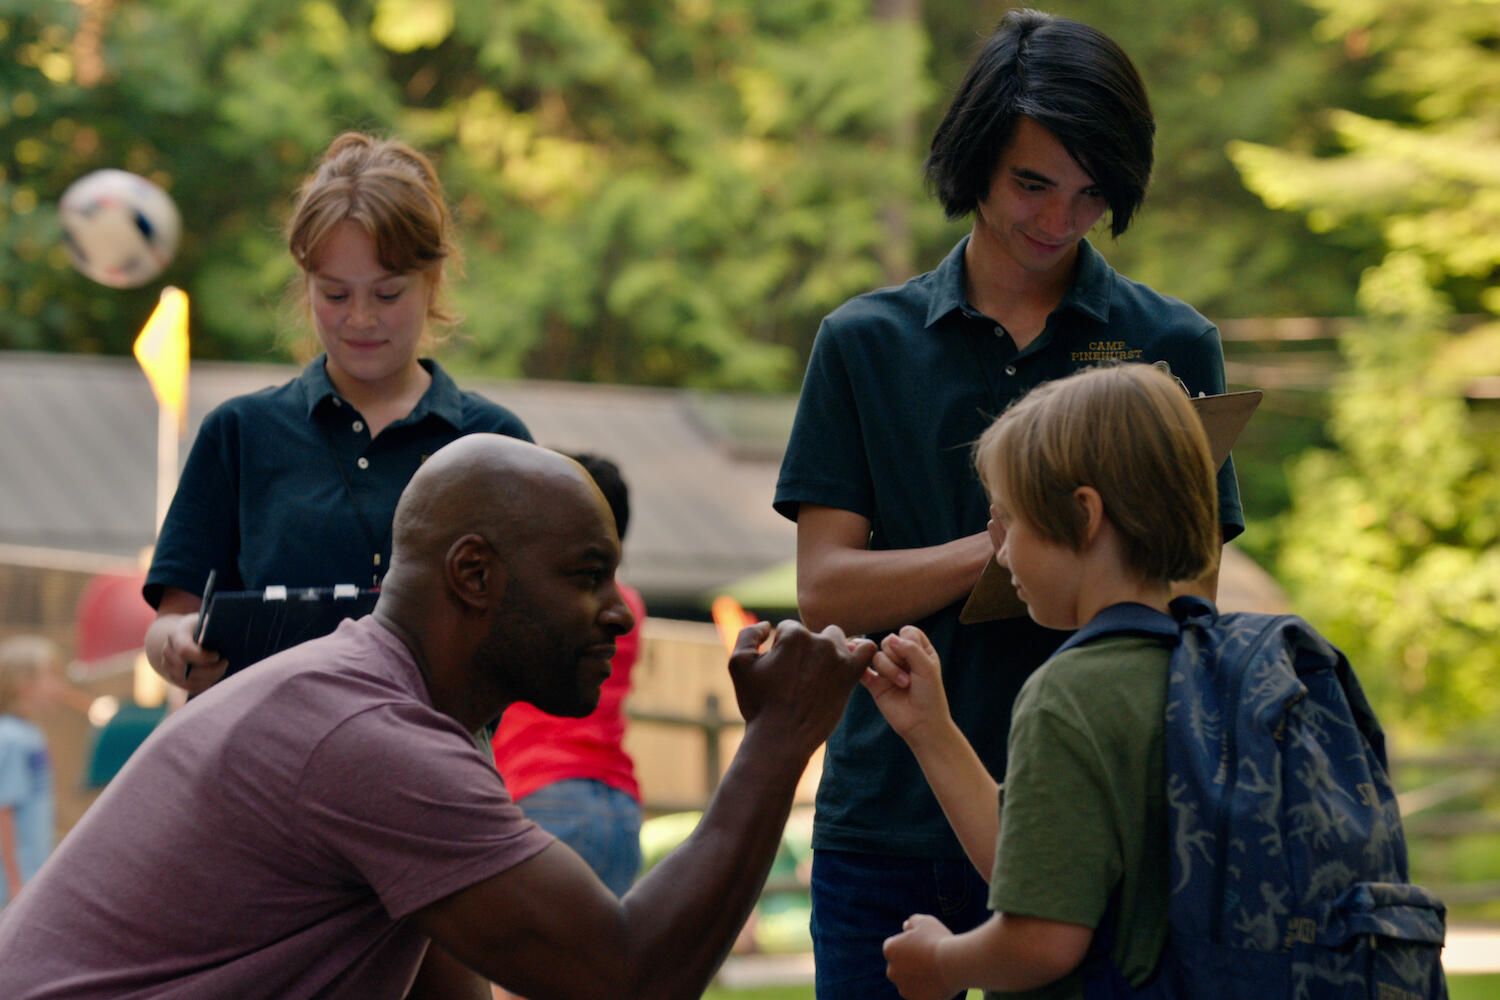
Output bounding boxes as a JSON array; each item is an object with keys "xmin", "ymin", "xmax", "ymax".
[
  {"xmin": 711, "ymin": 595, "xmax": 759, "ymax": 654},
  {"xmin": 133, "ymin": 286, "xmax": 189, "ymax": 431}
]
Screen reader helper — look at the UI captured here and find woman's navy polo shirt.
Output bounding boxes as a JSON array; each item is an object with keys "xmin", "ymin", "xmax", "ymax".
[
  {"xmin": 144, "ymin": 357, "xmax": 532, "ymax": 606},
  {"xmin": 775, "ymin": 236, "xmax": 1243, "ymax": 859}
]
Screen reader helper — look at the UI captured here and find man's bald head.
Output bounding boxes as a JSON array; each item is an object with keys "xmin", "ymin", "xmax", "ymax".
[
  {"xmin": 390, "ymin": 434, "xmax": 612, "ymax": 576},
  {"xmin": 377, "ymin": 434, "xmax": 631, "ymax": 729}
]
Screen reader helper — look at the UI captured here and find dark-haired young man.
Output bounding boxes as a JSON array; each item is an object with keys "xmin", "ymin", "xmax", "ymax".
[{"xmin": 774, "ymin": 10, "xmax": 1244, "ymax": 998}]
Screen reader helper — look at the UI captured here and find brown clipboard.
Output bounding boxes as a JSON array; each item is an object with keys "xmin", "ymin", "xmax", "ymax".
[{"xmin": 957, "ymin": 389, "xmax": 1263, "ymax": 624}]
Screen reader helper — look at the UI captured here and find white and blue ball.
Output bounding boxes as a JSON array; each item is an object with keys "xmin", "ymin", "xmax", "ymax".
[{"xmin": 59, "ymin": 169, "xmax": 181, "ymax": 289}]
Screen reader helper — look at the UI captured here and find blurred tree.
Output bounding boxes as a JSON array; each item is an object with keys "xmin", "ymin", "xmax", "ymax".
[
  {"xmin": 1, "ymin": 0, "xmax": 930, "ymax": 389},
  {"xmin": 1, "ymin": 0, "xmax": 1373, "ymax": 388},
  {"xmin": 1028, "ymin": 0, "xmax": 1376, "ymax": 320},
  {"xmin": 431, "ymin": 0, "xmax": 933, "ymax": 388},
  {"xmin": 1229, "ymin": 0, "xmax": 1500, "ymax": 739},
  {"xmin": 1, "ymin": 0, "xmax": 405, "ymax": 359}
]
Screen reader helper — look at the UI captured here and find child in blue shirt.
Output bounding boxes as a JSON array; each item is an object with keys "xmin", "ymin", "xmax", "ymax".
[
  {"xmin": 0, "ymin": 636, "xmax": 59, "ymax": 909},
  {"xmin": 862, "ymin": 363, "xmax": 1221, "ymax": 999}
]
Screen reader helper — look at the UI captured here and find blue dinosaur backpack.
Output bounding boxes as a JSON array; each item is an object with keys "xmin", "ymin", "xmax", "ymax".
[{"xmin": 1072, "ymin": 596, "xmax": 1448, "ymax": 1000}]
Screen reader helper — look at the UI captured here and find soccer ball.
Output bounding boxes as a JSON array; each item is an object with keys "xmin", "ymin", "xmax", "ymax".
[{"xmin": 59, "ymin": 169, "xmax": 181, "ymax": 289}]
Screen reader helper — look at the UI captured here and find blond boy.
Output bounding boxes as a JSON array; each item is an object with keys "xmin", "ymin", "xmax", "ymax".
[
  {"xmin": 0, "ymin": 636, "xmax": 58, "ymax": 909},
  {"xmin": 862, "ymin": 363, "xmax": 1220, "ymax": 999}
]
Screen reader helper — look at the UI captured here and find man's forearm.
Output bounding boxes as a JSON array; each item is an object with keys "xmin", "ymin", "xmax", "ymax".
[
  {"xmin": 410, "ymin": 733, "xmax": 809, "ymax": 1000},
  {"xmin": 616, "ymin": 723, "xmax": 809, "ymax": 998},
  {"xmin": 413, "ymin": 624, "xmax": 871, "ymax": 1000}
]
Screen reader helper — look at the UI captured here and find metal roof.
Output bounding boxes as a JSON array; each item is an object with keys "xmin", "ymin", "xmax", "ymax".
[
  {"xmin": 0, "ymin": 350, "xmax": 1286, "ymax": 618},
  {"xmin": 0, "ymin": 351, "xmax": 797, "ymax": 616}
]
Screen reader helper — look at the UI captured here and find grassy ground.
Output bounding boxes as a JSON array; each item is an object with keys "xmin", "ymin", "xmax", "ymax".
[
  {"xmin": 704, "ymin": 975, "xmax": 1497, "ymax": 999},
  {"xmin": 703, "ymin": 987, "xmax": 809, "ymax": 1000},
  {"xmin": 1450, "ymin": 973, "xmax": 1500, "ymax": 1000},
  {"xmin": 705, "ymin": 989, "xmax": 975, "ymax": 1000}
]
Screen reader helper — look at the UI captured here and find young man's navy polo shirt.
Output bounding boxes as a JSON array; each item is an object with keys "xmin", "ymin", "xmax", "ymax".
[
  {"xmin": 775, "ymin": 236, "xmax": 1243, "ymax": 859},
  {"xmin": 145, "ymin": 357, "xmax": 532, "ymax": 606}
]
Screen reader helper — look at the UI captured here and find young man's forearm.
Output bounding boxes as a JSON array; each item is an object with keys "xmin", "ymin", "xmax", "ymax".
[{"xmin": 799, "ymin": 534, "xmax": 994, "ymax": 635}]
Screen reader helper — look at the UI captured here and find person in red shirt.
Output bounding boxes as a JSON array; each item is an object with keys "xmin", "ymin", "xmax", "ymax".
[{"xmin": 492, "ymin": 452, "xmax": 645, "ymax": 896}]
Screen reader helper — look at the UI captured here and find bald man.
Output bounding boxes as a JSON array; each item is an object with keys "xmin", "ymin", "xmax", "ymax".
[{"xmin": 0, "ymin": 435, "xmax": 877, "ymax": 1000}]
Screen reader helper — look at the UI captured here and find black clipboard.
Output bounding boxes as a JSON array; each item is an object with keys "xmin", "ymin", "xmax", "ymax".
[
  {"xmin": 198, "ymin": 584, "xmax": 380, "ymax": 677},
  {"xmin": 959, "ymin": 389, "xmax": 1264, "ymax": 624}
]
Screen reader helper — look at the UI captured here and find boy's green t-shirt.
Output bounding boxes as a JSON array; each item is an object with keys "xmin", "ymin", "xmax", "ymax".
[{"xmin": 986, "ymin": 633, "xmax": 1171, "ymax": 1000}]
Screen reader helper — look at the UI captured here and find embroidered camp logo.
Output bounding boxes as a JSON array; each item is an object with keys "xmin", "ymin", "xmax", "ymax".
[{"xmin": 1070, "ymin": 340, "xmax": 1144, "ymax": 363}]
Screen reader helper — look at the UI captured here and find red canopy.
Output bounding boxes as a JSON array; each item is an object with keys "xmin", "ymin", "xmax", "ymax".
[{"xmin": 72, "ymin": 571, "xmax": 154, "ymax": 678}]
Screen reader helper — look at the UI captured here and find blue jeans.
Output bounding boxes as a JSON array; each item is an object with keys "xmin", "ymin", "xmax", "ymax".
[
  {"xmin": 810, "ymin": 849, "xmax": 991, "ymax": 1000},
  {"xmin": 516, "ymin": 779, "xmax": 643, "ymax": 897}
]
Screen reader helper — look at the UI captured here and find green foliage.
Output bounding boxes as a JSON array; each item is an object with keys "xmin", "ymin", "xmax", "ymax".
[
  {"xmin": 0, "ymin": 0, "xmax": 405, "ymax": 359},
  {"xmin": 1035, "ymin": 0, "xmax": 1373, "ymax": 319},
  {"xmin": 1277, "ymin": 319, "xmax": 1500, "ymax": 734},
  {"xmin": 5, "ymin": 0, "xmax": 1373, "ymax": 389},
  {"xmin": 1227, "ymin": 0, "xmax": 1500, "ymax": 320},
  {"xmin": 428, "ymin": 0, "xmax": 930, "ymax": 388},
  {"xmin": 0, "ymin": 0, "xmax": 929, "ymax": 389},
  {"xmin": 1233, "ymin": 0, "xmax": 1500, "ymax": 740}
]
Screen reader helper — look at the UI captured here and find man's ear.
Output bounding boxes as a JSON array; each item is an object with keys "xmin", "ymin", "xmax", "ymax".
[
  {"xmin": 446, "ymin": 534, "xmax": 506, "ymax": 611},
  {"xmin": 1073, "ymin": 486, "xmax": 1107, "ymax": 546}
]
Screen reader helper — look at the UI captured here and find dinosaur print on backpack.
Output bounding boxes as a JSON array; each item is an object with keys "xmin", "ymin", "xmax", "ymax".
[
  {"xmin": 1085, "ymin": 597, "xmax": 1448, "ymax": 999},
  {"xmin": 1160, "ymin": 597, "xmax": 1447, "ymax": 998}
]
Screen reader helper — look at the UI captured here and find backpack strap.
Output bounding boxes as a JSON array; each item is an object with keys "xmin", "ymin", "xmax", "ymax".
[
  {"xmin": 1066, "ymin": 599, "xmax": 1203, "ymax": 1000},
  {"xmin": 1051, "ymin": 601, "xmax": 1187, "ymax": 659}
]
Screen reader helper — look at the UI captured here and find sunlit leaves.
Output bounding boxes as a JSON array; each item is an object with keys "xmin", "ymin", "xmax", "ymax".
[
  {"xmin": 1, "ymin": 0, "xmax": 1392, "ymax": 384},
  {"xmin": 1238, "ymin": 0, "xmax": 1500, "ymax": 741},
  {"xmin": 372, "ymin": 0, "xmax": 454, "ymax": 53}
]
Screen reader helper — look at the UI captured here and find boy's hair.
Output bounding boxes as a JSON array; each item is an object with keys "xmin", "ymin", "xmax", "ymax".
[
  {"xmin": 566, "ymin": 452, "xmax": 630, "ymax": 541},
  {"xmin": 974, "ymin": 364, "xmax": 1219, "ymax": 583},
  {"xmin": 924, "ymin": 8, "xmax": 1155, "ymax": 236},
  {"xmin": 0, "ymin": 635, "xmax": 57, "ymax": 715}
]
